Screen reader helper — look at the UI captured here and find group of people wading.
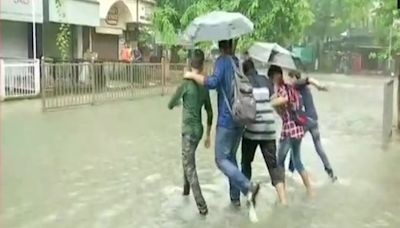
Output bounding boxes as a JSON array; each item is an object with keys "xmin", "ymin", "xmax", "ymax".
[{"xmin": 168, "ymin": 39, "xmax": 337, "ymax": 218}]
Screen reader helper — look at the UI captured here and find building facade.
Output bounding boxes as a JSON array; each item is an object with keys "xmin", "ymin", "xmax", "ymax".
[
  {"xmin": 94, "ymin": 0, "xmax": 155, "ymax": 61},
  {"xmin": 0, "ymin": 0, "xmax": 155, "ymax": 61},
  {"xmin": 0, "ymin": 0, "xmax": 43, "ymax": 59}
]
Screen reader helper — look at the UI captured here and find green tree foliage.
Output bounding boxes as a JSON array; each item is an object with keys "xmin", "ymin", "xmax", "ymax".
[
  {"xmin": 306, "ymin": 0, "xmax": 373, "ymax": 40},
  {"xmin": 374, "ymin": 0, "xmax": 400, "ymax": 53},
  {"xmin": 55, "ymin": 0, "xmax": 71, "ymax": 60},
  {"xmin": 152, "ymin": 0, "xmax": 314, "ymax": 51}
]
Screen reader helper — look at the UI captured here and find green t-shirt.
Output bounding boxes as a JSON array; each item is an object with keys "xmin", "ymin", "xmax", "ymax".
[{"xmin": 168, "ymin": 79, "xmax": 213, "ymax": 140}]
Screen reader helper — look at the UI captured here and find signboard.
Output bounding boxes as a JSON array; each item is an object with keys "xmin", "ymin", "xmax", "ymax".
[
  {"xmin": 105, "ymin": 6, "xmax": 119, "ymax": 26},
  {"xmin": 0, "ymin": 0, "xmax": 43, "ymax": 22},
  {"xmin": 48, "ymin": 0, "xmax": 100, "ymax": 27},
  {"xmin": 13, "ymin": 0, "xmax": 30, "ymax": 4}
]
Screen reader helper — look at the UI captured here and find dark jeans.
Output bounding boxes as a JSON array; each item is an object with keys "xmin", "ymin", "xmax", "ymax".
[
  {"xmin": 278, "ymin": 137, "xmax": 304, "ymax": 173},
  {"xmin": 288, "ymin": 119, "xmax": 333, "ymax": 172},
  {"xmin": 182, "ymin": 134, "xmax": 207, "ymax": 210},
  {"xmin": 241, "ymin": 138, "xmax": 284, "ymax": 186}
]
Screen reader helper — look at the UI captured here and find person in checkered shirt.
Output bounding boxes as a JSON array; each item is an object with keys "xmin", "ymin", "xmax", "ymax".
[{"xmin": 268, "ymin": 65, "xmax": 314, "ymax": 198}]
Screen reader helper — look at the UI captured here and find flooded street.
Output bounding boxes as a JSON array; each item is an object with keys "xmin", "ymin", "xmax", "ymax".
[{"xmin": 1, "ymin": 74, "xmax": 400, "ymax": 228}]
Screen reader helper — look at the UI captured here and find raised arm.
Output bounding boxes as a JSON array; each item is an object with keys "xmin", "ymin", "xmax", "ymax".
[
  {"xmin": 307, "ymin": 77, "xmax": 328, "ymax": 91},
  {"xmin": 294, "ymin": 76, "xmax": 327, "ymax": 91},
  {"xmin": 167, "ymin": 82, "xmax": 186, "ymax": 109},
  {"xmin": 294, "ymin": 77, "xmax": 309, "ymax": 90},
  {"xmin": 271, "ymin": 85, "xmax": 289, "ymax": 107}
]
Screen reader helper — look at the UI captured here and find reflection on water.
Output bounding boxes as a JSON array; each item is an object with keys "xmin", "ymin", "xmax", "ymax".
[{"xmin": 1, "ymin": 74, "xmax": 399, "ymax": 228}]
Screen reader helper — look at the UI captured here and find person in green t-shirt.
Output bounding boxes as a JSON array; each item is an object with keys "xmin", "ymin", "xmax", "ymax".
[{"xmin": 168, "ymin": 49, "xmax": 213, "ymax": 216}]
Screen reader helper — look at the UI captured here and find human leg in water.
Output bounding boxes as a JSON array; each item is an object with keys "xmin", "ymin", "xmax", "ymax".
[
  {"xmin": 288, "ymin": 155, "xmax": 295, "ymax": 173},
  {"xmin": 215, "ymin": 127, "xmax": 260, "ymax": 209},
  {"xmin": 290, "ymin": 138, "xmax": 314, "ymax": 198},
  {"xmin": 182, "ymin": 134, "xmax": 208, "ymax": 215},
  {"xmin": 241, "ymin": 137, "xmax": 258, "ymax": 180},
  {"xmin": 277, "ymin": 138, "xmax": 292, "ymax": 196},
  {"xmin": 260, "ymin": 140, "xmax": 287, "ymax": 205},
  {"xmin": 309, "ymin": 124, "xmax": 337, "ymax": 182}
]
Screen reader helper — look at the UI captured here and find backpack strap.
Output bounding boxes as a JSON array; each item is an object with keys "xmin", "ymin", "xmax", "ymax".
[
  {"xmin": 221, "ymin": 86, "xmax": 234, "ymax": 115},
  {"xmin": 220, "ymin": 56, "xmax": 239, "ymax": 116}
]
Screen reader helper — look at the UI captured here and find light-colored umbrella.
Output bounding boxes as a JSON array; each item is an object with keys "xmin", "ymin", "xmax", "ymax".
[
  {"xmin": 182, "ymin": 11, "xmax": 254, "ymax": 42},
  {"xmin": 248, "ymin": 42, "xmax": 301, "ymax": 71}
]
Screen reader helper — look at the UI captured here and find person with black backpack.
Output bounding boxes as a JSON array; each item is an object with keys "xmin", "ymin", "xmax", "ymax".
[
  {"xmin": 184, "ymin": 40, "xmax": 260, "ymax": 221},
  {"xmin": 240, "ymin": 59, "xmax": 288, "ymax": 205}
]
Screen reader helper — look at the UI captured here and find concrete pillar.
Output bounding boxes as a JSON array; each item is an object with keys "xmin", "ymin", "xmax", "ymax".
[
  {"xmin": 397, "ymin": 74, "xmax": 400, "ymax": 130},
  {"xmin": 0, "ymin": 59, "xmax": 5, "ymax": 101},
  {"xmin": 75, "ymin": 26, "xmax": 83, "ymax": 59}
]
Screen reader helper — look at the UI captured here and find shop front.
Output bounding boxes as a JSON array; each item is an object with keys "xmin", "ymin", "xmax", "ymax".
[
  {"xmin": 95, "ymin": 0, "xmax": 135, "ymax": 61},
  {"xmin": 0, "ymin": 0, "xmax": 43, "ymax": 59},
  {"xmin": 43, "ymin": 0, "xmax": 100, "ymax": 60}
]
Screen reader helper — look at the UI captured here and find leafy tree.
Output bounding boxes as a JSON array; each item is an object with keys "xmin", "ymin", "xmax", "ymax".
[
  {"xmin": 306, "ymin": 0, "xmax": 373, "ymax": 40},
  {"xmin": 152, "ymin": 0, "xmax": 196, "ymax": 46},
  {"xmin": 374, "ymin": 0, "xmax": 400, "ymax": 54},
  {"xmin": 152, "ymin": 0, "xmax": 314, "ymax": 51}
]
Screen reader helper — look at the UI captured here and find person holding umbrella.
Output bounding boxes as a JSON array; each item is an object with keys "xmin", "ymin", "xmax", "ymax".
[
  {"xmin": 181, "ymin": 11, "xmax": 259, "ymax": 221},
  {"xmin": 268, "ymin": 65, "xmax": 314, "ymax": 198},
  {"xmin": 240, "ymin": 59, "xmax": 288, "ymax": 205},
  {"xmin": 184, "ymin": 40, "xmax": 260, "ymax": 209}
]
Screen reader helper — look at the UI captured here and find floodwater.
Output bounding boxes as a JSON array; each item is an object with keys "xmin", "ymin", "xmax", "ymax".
[{"xmin": 1, "ymin": 74, "xmax": 399, "ymax": 228}]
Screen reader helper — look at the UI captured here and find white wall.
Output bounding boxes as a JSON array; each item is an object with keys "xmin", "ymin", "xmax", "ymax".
[{"xmin": 0, "ymin": 21, "xmax": 28, "ymax": 58}]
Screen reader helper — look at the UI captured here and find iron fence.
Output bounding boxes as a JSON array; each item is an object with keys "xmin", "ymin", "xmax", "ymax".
[
  {"xmin": 41, "ymin": 59, "xmax": 215, "ymax": 111},
  {"xmin": 0, "ymin": 59, "xmax": 40, "ymax": 100}
]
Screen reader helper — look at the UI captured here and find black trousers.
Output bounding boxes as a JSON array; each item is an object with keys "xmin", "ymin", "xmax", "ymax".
[{"xmin": 241, "ymin": 137, "xmax": 284, "ymax": 186}]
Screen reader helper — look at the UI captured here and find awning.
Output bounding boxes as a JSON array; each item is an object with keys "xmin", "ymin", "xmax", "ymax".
[
  {"xmin": 96, "ymin": 0, "xmax": 133, "ymax": 35},
  {"xmin": 0, "ymin": 0, "xmax": 43, "ymax": 23},
  {"xmin": 48, "ymin": 0, "xmax": 100, "ymax": 27}
]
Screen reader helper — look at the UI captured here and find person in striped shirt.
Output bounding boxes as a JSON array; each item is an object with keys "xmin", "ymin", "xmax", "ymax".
[{"xmin": 240, "ymin": 60, "xmax": 288, "ymax": 205}]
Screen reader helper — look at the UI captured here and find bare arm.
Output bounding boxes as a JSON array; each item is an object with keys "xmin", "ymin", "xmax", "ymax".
[
  {"xmin": 308, "ymin": 77, "xmax": 328, "ymax": 91},
  {"xmin": 271, "ymin": 97, "xmax": 288, "ymax": 107},
  {"xmin": 268, "ymin": 81, "xmax": 288, "ymax": 107}
]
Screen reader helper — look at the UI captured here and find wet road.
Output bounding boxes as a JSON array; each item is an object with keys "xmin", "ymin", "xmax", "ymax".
[{"xmin": 1, "ymin": 74, "xmax": 399, "ymax": 228}]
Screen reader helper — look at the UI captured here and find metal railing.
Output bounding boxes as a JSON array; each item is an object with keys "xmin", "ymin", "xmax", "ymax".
[
  {"xmin": 0, "ymin": 59, "xmax": 40, "ymax": 100},
  {"xmin": 41, "ymin": 59, "xmax": 215, "ymax": 111}
]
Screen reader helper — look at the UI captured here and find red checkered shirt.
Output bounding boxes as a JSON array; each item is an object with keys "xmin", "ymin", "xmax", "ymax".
[{"xmin": 277, "ymin": 84, "xmax": 304, "ymax": 139}]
